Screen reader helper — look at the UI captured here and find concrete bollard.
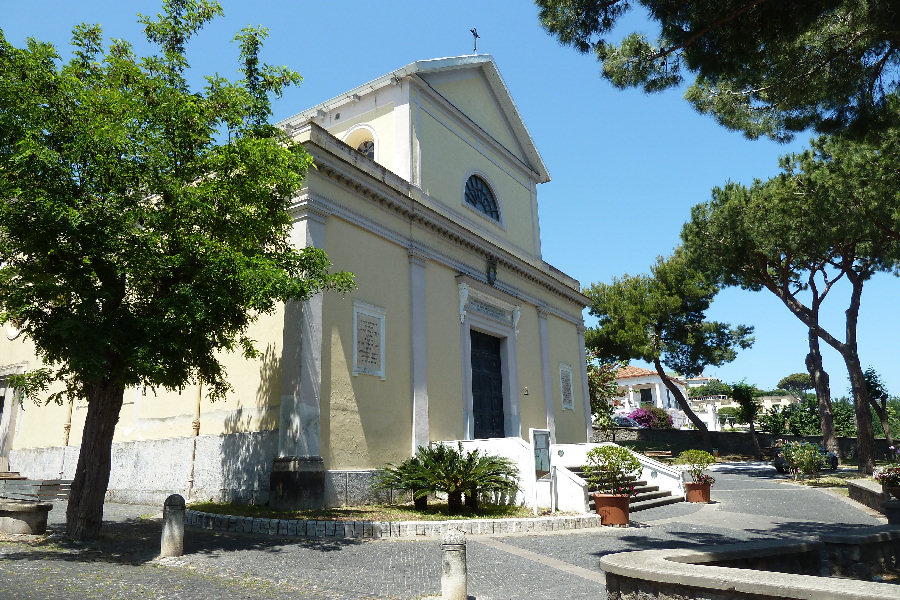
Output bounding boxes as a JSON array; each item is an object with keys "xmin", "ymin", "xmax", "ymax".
[
  {"xmin": 441, "ymin": 527, "xmax": 467, "ymax": 600},
  {"xmin": 160, "ymin": 493, "xmax": 186, "ymax": 557}
]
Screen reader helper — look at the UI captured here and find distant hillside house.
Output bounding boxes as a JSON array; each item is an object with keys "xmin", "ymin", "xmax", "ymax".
[
  {"xmin": 0, "ymin": 55, "xmax": 592, "ymax": 507},
  {"xmin": 613, "ymin": 365, "xmax": 686, "ymax": 413}
]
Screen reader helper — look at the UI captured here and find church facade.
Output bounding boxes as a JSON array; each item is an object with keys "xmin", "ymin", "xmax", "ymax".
[{"xmin": 0, "ymin": 55, "xmax": 591, "ymax": 506}]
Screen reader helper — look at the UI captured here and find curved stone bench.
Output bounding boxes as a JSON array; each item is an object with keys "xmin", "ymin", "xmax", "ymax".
[
  {"xmin": 0, "ymin": 499, "xmax": 53, "ymax": 535},
  {"xmin": 600, "ymin": 537, "xmax": 899, "ymax": 600}
]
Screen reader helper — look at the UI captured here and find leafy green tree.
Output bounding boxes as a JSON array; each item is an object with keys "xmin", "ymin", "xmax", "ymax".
[
  {"xmin": 778, "ymin": 369, "xmax": 836, "ymax": 453},
  {"xmin": 0, "ymin": 1, "xmax": 353, "ymax": 540},
  {"xmin": 682, "ymin": 133, "xmax": 899, "ymax": 474},
  {"xmin": 758, "ymin": 406, "xmax": 786, "ymax": 436},
  {"xmin": 778, "ymin": 373, "xmax": 814, "ymax": 400},
  {"xmin": 864, "ymin": 367, "xmax": 895, "ymax": 447},
  {"xmin": 536, "ymin": 0, "xmax": 900, "ymax": 140},
  {"xmin": 731, "ymin": 382, "xmax": 762, "ymax": 458},
  {"xmin": 717, "ymin": 406, "xmax": 741, "ymax": 428},
  {"xmin": 586, "ymin": 354, "xmax": 625, "ymax": 419},
  {"xmin": 785, "ymin": 397, "xmax": 822, "ymax": 437},
  {"xmin": 688, "ymin": 380, "xmax": 731, "ymax": 399},
  {"xmin": 585, "ymin": 249, "xmax": 753, "ymax": 445},
  {"xmin": 832, "ymin": 398, "xmax": 858, "ymax": 438}
]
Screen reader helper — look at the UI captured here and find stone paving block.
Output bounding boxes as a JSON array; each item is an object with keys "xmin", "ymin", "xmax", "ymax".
[
  {"xmin": 325, "ymin": 520, "xmax": 335, "ymax": 536},
  {"xmin": 227, "ymin": 517, "xmax": 239, "ymax": 533},
  {"xmin": 306, "ymin": 520, "xmax": 318, "ymax": 537},
  {"xmin": 267, "ymin": 519, "xmax": 278, "ymax": 535},
  {"xmin": 317, "ymin": 521, "xmax": 327, "ymax": 537},
  {"xmin": 287, "ymin": 520, "xmax": 297, "ymax": 536},
  {"xmin": 416, "ymin": 523, "xmax": 425, "ymax": 536},
  {"xmin": 333, "ymin": 522, "xmax": 345, "ymax": 537},
  {"xmin": 278, "ymin": 520, "xmax": 289, "ymax": 535},
  {"xmin": 252, "ymin": 519, "xmax": 265, "ymax": 534},
  {"xmin": 391, "ymin": 522, "xmax": 400, "ymax": 537}
]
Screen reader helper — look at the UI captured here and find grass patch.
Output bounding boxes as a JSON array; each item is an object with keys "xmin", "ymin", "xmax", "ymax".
[{"xmin": 187, "ymin": 501, "xmax": 555, "ymax": 522}]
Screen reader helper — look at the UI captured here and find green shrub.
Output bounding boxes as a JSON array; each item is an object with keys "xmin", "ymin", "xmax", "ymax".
[
  {"xmin": 782, "ymin": 441, "xmax": 824, "ymax": 480},
  {"xmin": 582, "ymin": 445, "xmax": 641, "ymax": 497},
  {"xmin": 675, "ymin": 449, "xmax": 716, "ymax": 485},
  {"xmin": 373, "ymin": 443, "xmax": 519, "ymax": 514}
]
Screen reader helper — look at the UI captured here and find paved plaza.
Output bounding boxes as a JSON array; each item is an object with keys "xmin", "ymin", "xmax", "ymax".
[{"xmin": 0, "ymin": 463, "xmax": 887, "ymax": 599}]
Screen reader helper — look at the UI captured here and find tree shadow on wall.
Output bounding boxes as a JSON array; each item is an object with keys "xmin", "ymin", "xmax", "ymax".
[{"xmin": 218, "ymin": 343, "xmax": 282, "ymax": 506}]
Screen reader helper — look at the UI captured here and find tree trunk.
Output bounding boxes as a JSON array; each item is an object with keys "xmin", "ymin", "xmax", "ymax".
[
  {"xmin": 653, "ymin": 357, "xmax": 711, "ymax": 449},
  {"xmin": 870, "ymin": 398, "xmax": 895, "ymax": 450},
  {"xmin": 805, "ymin": 329, "xmax": 839, "ymax": 459},
  {"xmin": 748, "ymin": 420, "xmax": 762, "ymax": 459},
  {"xmin": 843, "ymin": 352, "xmax": 876, "ymax": 474},
  {"xmin": 65, "ymin": 379, "xmax": 125, "ymax": 540},
  {"xmin": 447, "ymin": 490, "xmax": 463, "ymax": 515}
]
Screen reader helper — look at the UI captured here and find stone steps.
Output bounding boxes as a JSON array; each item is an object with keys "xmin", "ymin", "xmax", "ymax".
[{"xmin": 571, "ymin": 468, "xmax": 684, "ymax": 513}]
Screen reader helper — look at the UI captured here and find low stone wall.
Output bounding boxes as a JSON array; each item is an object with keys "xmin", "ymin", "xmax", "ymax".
[
  {"xmin": 592, "ymin": 428, "xmax": 892, "ymax": 460},
  {"xmin": 185, "ymin": 509, "xmax": 604, "ymax": 538},
  {"xmin": 847, "ymin": 478, "xmax": 892, "ymax": 514},
  {"xmin": 601, "ymin": 529, "xmax": 900, "ymax": 600},
  {"xmin": 10, "ymin": 430, "xmax": 278, "ymax": 506}
]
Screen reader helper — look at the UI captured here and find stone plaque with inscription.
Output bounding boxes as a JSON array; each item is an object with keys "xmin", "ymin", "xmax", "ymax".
[
  {"xmin": 355, "ymin": 311, "xmax": 382, "ymax": 375},
  {"xmin": 560, "ymin": 365, "xmax": 574, "ymax": 409}
]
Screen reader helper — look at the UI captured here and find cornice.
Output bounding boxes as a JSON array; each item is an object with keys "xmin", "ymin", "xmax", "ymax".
[{"xmin": 292, "ymin": 123, "xmax": 588, "ymax": 309}]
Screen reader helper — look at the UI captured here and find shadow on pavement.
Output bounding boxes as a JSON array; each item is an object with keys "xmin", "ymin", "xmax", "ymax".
[{"xmin": 1, "ymin": 516, "xmax": 364, "ymax": 567}]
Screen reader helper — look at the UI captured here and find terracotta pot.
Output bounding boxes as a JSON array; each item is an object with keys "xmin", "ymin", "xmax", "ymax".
[
  {"xmin": 684, "ymin": 482, "xmax": 711, "ymax": 503},
  {"xmin": 592, "ymin": 493, "xmax": 629, "ymax": 526}
]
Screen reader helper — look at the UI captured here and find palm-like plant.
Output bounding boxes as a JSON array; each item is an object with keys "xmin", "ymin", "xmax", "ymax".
[{"xmin": 373, "ymin": 443, "xmax": 519, "ymax": 514}]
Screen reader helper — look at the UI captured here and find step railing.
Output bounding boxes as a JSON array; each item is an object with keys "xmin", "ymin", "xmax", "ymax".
[{"xmin": 551, "ymin": 442, "xmax": 685, "ymax": 499}]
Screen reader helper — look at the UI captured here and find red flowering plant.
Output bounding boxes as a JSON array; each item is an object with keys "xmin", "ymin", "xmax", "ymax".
[
  {"xmin": 874, "ymin": 466, "xmax": 900, "ymax": 488},
  {"xmin": 676, "ymin": 450, "xmax": 717, "ymax": 487}
]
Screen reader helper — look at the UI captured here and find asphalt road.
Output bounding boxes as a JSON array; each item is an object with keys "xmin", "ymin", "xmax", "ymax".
[{"xmin": 0, "ymin": 462, "xmax": 886, "ymax": 600}]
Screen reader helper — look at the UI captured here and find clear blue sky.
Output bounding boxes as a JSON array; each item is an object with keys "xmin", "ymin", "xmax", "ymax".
[{"xmin": 3, "ymin": 1, "xmax": 898, "ymax": 396}]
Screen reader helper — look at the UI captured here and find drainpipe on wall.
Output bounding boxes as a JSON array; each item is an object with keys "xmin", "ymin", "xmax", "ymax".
[
  {"xmin": 187, "ymin": 379, "xmax": 202, "ymax": 500},
  {"xmin": 59, "ymin": 397, "xmax": 73, "ymax": 478}
]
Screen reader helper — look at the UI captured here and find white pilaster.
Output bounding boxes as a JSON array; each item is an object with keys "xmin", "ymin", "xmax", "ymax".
[
  {"xmin": 576, "ymin": 324, "xmax": 591, "ymax": 442},
  {"xmin": 537, "ymin": 307, "xmax": 556, "ymax": 443},
  {"xmin": 654, "ymin": 382, "xmax": 663, "ymax": 409},
  {"xmin": 278, "ymin": 198, "xmax": 329, "ymax": 458},
  {"xmin": 409, "ymin": 245, "xmax": 429, "ymax": 454}
]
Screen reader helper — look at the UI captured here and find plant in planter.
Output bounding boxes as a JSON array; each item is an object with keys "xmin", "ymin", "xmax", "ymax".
[
  {"xmin": 874, "ymin": 466, "xmax": 900, "ymax": 500},
  {"xmin": 675, "ymin": 449, "xmax": 716, "ymax": 503},
  {"xmin": 373, "ymin": 443, "xmax": 519, "ymax": 514},
  {"xmin": 582, "ymin": 445, "xmax": 641, "ymax": 525}
]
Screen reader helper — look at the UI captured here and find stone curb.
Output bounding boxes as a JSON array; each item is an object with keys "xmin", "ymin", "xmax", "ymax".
[{"xmin": 185, "ymin": 510, "xmax": 604, "ymax": 539}]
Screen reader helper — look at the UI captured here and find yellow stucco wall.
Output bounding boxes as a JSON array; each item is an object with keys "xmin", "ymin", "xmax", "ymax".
[
  {"xmin": 1, "ymin": 305, "xmax": 285, "ymax": 451},
  {"xmin": 416, "ymin": 104, "xmax": 536, "ymax": 256},
  {"xmin": 320, "ymin": 216, "xmax": 412, "ymax": 470},
  {"xmin": 428, "ymin": 74, "xmax": 522, "ymax": 161},
  {"xmin": 424, "ymin": 262, "xmax": 464, "ymax": 442},
  {"xmin": 549, "ymin": 314, "xmax": 587, "ymax": 443},
  {"xmin": 514, "ymin": 306, "xmax": 546, "ymax": 435}
]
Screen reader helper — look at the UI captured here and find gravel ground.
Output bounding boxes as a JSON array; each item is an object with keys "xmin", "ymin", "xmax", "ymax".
[{"xmin": 0, "ymin": 462, "xmax": 886, "ymax": 600}]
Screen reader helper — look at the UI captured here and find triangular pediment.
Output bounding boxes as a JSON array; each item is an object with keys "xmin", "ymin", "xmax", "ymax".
[{"xmin": 413, "ymin": 56, "xmax": 548, "ymax": 182}]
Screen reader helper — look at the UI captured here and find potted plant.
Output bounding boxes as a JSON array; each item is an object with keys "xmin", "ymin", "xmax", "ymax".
[
  {"xmin": 874, "ymin": 466, "xmax": 900, "ymax": 500},
  {"xmin": 675, "ymin": 449, "xmax": 716, "ymax": 503},
  {"xmin": 582, "ymin": 445, "xmax": 641, "ymax": 525}
]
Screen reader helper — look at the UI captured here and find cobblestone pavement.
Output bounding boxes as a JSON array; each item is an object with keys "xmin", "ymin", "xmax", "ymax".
[{"xmin": 0, "ymin": 463, "xmax": 886, "ymax": 600}]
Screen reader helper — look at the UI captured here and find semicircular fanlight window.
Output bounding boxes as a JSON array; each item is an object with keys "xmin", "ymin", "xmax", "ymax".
[{"xmin": 464, "ymin": 175, "xmax": 499, "ymax": 221}]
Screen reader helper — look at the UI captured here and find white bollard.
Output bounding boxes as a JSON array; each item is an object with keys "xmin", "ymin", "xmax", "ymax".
[
  {"xmin": 441, "ymin": 527, "xmax": 467, "ymax": 600},
  {"xmin": 160, "ymin": 493, "xmax": 185, "ymax": 557}
]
